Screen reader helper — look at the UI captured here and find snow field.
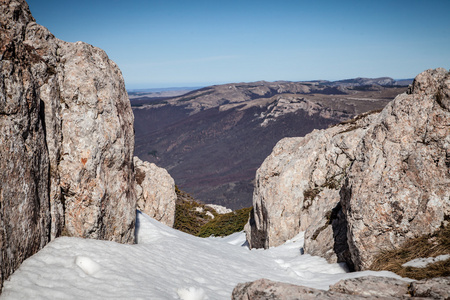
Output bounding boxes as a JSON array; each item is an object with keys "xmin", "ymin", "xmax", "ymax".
[{"xmin": 1, "ymin": 211, "xmax": 405, "ymax": 299}]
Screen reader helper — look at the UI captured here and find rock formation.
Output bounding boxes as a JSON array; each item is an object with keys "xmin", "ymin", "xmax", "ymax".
[
  {"xmin": 232, "ymin": 276, "xmax": 450, "ymax": 300},
  {"xmin": 341, "ymin": 68, "xmax": 450, "ymax": 270},
  {"xmin": 134, "ymin": 157, "xmax": 177, "ymax": 227},
  {"xmin": 246, "ymin": 68, "xmax": 450, "ymax": 271},
  {"xmin": 0, "ymin": 0, "xmax": 51, "ymax": 287},
  {"xmin": 1, "ymin": 0, "xmax": 137, "ymax": 288}
]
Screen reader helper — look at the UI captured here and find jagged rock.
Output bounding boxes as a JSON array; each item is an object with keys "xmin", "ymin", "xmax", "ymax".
[
  {"xmin": 233, "ymin": 277, "xmax": 450, "ymax": 299},
  {"xmin": 329, "ymin": 276, "xmax": 410, "ymax": 298},
  {"xmin": 245, "ymin": 109, "xmax": 377, "ymax": 263},
  {"xmin": 232, "ymin": 278, "xmax": 335, "ymax": 300},
  {"xmin": 409, "ymin": 277, "xmax": 450, "ymax": 299},
  {"xmin": 342, "ymin": 68, "xmax": 450, "ymax": 270},
  {"xmin": 1, "ymin": 0, "xmax": 136, "ymax": 289},
  {"xmin": 232, "ymin": 278, "xmax": 390, "ymax": 299},
  {"xmin": 134, "ymin": 157, "xmax": 176, "ymax": 227},
  {"xmin": 0, "ymin": 0, "xmax": 51, "ymax": 288},
  {"xmin": 246, "ymin": 68, "xmax": 450, "ymax": 271},
  {"xmin": 23, "ymin": 3, "xmax": 137, "ymax": 242}
]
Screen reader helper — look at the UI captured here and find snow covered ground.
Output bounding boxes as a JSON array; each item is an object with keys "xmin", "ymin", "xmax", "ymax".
[{"xmin": 1, "ymin": 211, "xmax": 406, "ymax": 299}]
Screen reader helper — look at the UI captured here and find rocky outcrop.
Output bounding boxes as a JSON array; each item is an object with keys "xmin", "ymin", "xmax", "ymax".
[
  {"xmin": 134, "ymin": 157, "xmax": 176, "ymax": 227},
  {"xmin": 1, "ymin": 0, "xmax": 136, "ymax": 289},
  {"xmin": 342, "ymin": 68, "xmax": 450, "ymax": 270},
  {"xmin": 245, "ymin": 110, "xmax": 378, "ymax": 262},
  {"xmin": 0, "ymin": 0, "xmax": 51, "ymax": 288},
  {"xmin": 232, "ymin": 276, "xmax": 450, "ymax": 300},
  {"xmin": 246, "ymin": 68, "xmax": 450, "ymax": 271},
  {"xmin": 24, "ymin": 8, "xmax": 136, "ymax": 243}
]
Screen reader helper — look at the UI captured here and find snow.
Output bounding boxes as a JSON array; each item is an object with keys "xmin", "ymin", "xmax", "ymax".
[
  {"xmin": 1, "ymin": 211, "xmax": 406, "ymax": 299},
  {"xmin": 402, "ymin": 254, "xmax": 450, "ymax": 268},
  {"xmin": 205, "ymin": 204, "xmax": 232, "ymax": 214}
]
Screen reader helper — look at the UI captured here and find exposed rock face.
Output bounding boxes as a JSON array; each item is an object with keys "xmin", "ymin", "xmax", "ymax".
[
  {"xmin": 134, "ymin": 157, "xmax": 176, "ymax": 227},
  {"xmin": 342, "ymin": 68, "xmax": 450, "ymax": 270},
  {"xmin": 1, "ymin": 0, "xmax": 136, "ymax": 288},
  {"xmin": 246, "ymin": 68, "xmax": 450, "ymax": 271},
  {"xmin": 0, "ymin": 0, "xmax": 51, "ymax": 288},
  {"xmin": 245, "ymin": 111, "xmax": 378, "ymax": 260},
  {"xmin": 232, "ymin": 276, "xmax": 450, "ymax": 300},
  {"xmin": 24, "ymin": 12, "xmax": 136, "ymax": 243}
]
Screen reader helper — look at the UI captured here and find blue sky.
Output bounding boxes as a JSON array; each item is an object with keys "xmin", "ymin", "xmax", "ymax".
[{"xmin": 27, "ymin": 0, "xmax": 450, "ymax": 89}]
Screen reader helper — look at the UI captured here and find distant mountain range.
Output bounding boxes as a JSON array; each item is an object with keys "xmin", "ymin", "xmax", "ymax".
[{"xmin": 132, "ymin": 78, "xmax": 411, "ymax": 209}]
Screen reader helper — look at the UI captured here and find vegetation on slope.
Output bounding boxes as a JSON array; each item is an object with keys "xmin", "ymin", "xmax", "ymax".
[
  {"xmin": 370, "ymin": 222, "xmax": 450, "ymax": 279},
  {"xmin": 197, "ymin": 207, "xmax": 253, "ymax": 238},
  {"xmin": 173, "ymin": 186, "xmax": 252, "ymax": 237}
]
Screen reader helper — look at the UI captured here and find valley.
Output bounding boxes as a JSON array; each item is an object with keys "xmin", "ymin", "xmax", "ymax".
[{"xmin": 132, "ymin": 79, "xmax": 409, "ymax": 209}]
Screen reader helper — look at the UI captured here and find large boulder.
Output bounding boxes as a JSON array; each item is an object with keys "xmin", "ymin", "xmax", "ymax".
[
  {"xmin": 246, "ymin": 68, "xmax": 450, "ymax": 271},
  {"xmin": 245, "ymin": 108, "xmax": 377, "ymax": 264},
  {"xmin": 342, "ymin": 68, "xmax": 450, "ymax": 270},
  {"xmin": 0, "ymin": 0, "xmax": 51, "ymax": 288},
  {"xmin": 23, "ymin": 12, "xmax": 137, "ymax": 243},
  {"xmin": 1, "ymin": 0, "xmax": 136, "ymax": 289},
  {"xmin": 134, "ymin": 157, "xmax": 177, "ymax": 227}
]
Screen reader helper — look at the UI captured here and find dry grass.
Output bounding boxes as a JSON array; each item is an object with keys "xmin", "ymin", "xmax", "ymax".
[{"xmin": 370, "ymin": 223, "xmax": 450, "ymax": 280}]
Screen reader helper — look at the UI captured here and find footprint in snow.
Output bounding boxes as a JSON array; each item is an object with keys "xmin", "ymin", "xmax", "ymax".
[
  {"xmin": 177, "ymin": 287, "xmax": 208, "ymax": 300},
  {"xmin": 75, "ymin": 256, "xmax": 101, "ymax": 275}
]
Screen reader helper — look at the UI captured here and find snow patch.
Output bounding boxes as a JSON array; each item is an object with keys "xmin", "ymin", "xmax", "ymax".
[
  {"xmin": 1, "ymin": 211, "xmax": 406, "ymax": 299},
  {"xmin": 402, "ymin": 254, "xmax": 450, "ymax": 268},
  {"xmin": 177, "ymin": 287, "xmax": 208, "ymax": 300},
  {"xmin": 205, "ymin": 204, "xmax": 232, "ymax": 214}
]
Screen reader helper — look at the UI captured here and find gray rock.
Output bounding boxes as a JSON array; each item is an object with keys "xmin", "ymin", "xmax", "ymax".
[
  {"xmin": 246, "ymin": 106, "xmax": 376, "ymax": 265},
  {"xmin": 246, "ymin": 68, "xmax": 450, "ymax": 271},
  {"xmin": 409, "ymin": 277, "xmax": 450, "ymax": 299},
  {"xmin": 134, "ymin": 157, "xmax": 177, "ymax": 227},
  {"xmin": 1, "ymin": 0, "xmax": 137, "ymax": 289},
  {"xmin": 232, "ymin": 278, "xmax": 392, "ymax": 299},
  {"xmin": 233, "ymin": 276, "xmax": 450, "ymax": 299},
  {"xmin": 342, "ymin": 68, "xmax": 450, "ymax": 270},
  {"xmin": 329, "ymin": 276, "xmax": 410, "ymax": 298},
  {"xmin": 22, "ymin": 6, "xmax": 137, "ymax": 243},
  {"xmin": 1, "ymin": 0, "xmax": 51, "ymax": 289}
]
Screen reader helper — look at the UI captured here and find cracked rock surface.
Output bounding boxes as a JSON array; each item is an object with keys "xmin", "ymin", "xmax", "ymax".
[
  {"xmin": 246, "ymin": 68, "xmax": 450, "ymax": 271},
  {"xmin": 1, "ymin": 0, "xmax": 136, "ymax": 288}
]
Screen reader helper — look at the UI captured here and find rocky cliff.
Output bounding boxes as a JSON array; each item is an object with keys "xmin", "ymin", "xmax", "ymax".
[
  {"xmin": 0, "ymin": 0, "xmax": 138, "ymax": 288},
  {"xmin": 246, "ymin": 68, "xmax": 450, "ymax": 271}
]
